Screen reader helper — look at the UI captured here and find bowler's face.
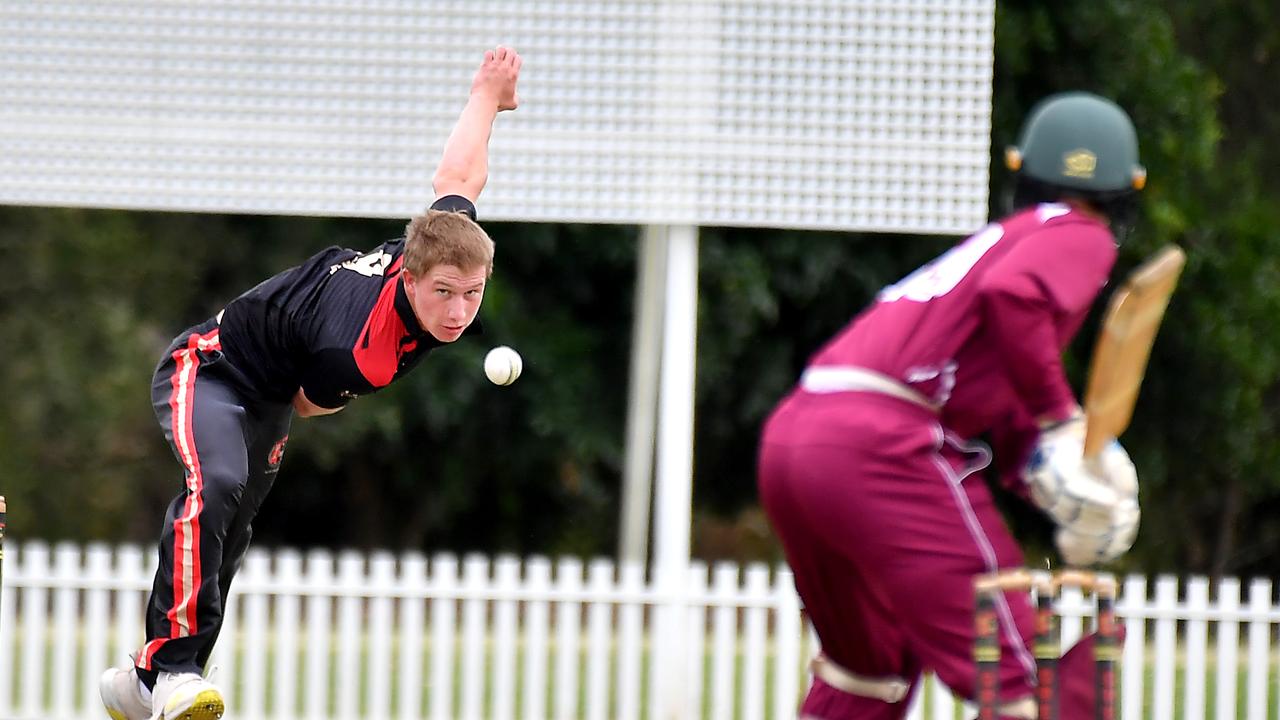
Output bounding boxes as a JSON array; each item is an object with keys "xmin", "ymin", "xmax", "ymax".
[{"xmin": 402, "ymin": 264, "xmax": 487, "ymax": 342}]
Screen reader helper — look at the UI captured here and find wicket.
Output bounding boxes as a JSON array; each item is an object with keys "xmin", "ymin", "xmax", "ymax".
[{"xmin": 973, "ymin": 568, "xmax": 1118, "ymax": 720}]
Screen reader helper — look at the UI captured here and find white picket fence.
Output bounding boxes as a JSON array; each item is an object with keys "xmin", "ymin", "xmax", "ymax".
[{"xmin": 1, "ymin": 542, "xmax": 1279, "ymax": 720}]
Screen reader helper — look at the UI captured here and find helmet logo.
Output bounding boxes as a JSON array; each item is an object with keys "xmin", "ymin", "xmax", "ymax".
[{"xmin": 1062, "ymin": 149, "xmax": 1097, "ymax": 179}]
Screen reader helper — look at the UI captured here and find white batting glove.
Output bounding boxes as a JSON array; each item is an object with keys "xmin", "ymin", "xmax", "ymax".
[
  {"xmin": 1088, "ymin": 439, "xmax": 1138, "ymax": 500},
  {"xmin": 1054, "ymin": 497, "xmax": 1141, "ymax": 566},
  {"xmin": 1024, "ymin": 415, "xmax": 1119, "ymax": 534},
  {"xmin": 1024, "ymin": 415, "xmax": 1142, "ymax": 566}
]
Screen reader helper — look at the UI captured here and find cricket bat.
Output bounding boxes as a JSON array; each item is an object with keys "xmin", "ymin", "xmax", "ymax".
[{"xmin": 1082, "ymin": 245, "xmax": 1187, "ymax": 458}]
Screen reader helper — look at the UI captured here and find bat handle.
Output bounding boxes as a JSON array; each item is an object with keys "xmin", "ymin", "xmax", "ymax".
[{"xmin": 1082, "ymin": 430, "xmax": 1112, "ymax": 460}]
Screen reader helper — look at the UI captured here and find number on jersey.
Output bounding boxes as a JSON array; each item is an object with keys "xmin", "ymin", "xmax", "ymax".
[
  {"xmin": 878, "ymin": 225, "xmax": 1004, "ymax": 303},
  {"xmin": 331, "ymin": 249, "xmax": 391, "ymax": 278}
]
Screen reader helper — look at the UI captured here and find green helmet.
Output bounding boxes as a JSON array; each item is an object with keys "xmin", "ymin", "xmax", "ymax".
[{"xmin": 1005, "ymin": 92, "xmax": 1146, "ymax": 194}]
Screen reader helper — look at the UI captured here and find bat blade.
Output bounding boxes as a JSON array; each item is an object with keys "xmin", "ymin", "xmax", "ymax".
[{"xmin": 1082, "ymin": 245, "xmax": 1186, "ymax": 458}]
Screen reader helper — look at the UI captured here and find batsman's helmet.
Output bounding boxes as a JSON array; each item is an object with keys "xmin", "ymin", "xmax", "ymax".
[{"xmin": 1005, "ymin": 92, "xmax": 1146, "ymax": 230}]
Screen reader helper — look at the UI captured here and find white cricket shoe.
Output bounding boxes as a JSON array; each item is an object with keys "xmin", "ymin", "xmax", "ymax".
[
  {"xmin": 151, "ymin": 671, "xmax": 225, "ymax": 720},
  {"xmin": 99, "ymin": 662, "xmax": 151, "ymax": 720}
]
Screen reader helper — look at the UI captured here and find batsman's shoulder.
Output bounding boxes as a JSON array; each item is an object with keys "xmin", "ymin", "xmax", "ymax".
[{"xmin": 1036, "ymin": 212, "xmax": 1117, "ymax": 252}]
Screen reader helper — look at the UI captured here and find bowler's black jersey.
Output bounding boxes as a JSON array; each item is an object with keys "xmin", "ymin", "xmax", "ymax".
[{"xmin": 216, "ymin": 195, "xmax": 480, "ymax": 409}]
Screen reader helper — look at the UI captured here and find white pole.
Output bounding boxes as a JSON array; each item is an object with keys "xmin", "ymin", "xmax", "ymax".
[
  {"xmin": 619, "ymin": 225, "xmax": 669, "ymax": 564},
  {"xmin": 649, "ymin": 0, "xmax": 712, "ymax": 713},
  {"xmin": 651, "ymin": 224, "xmax": 699, "ymax": 719}
]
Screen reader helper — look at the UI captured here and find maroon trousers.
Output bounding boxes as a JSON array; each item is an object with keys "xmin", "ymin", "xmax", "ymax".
[{"xmin": 758, "ymin": 390, "xmax": 1112, "ymax": 719}]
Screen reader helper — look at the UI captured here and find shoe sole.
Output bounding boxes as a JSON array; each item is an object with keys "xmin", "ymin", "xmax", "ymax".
[{"xmin": 163, "ymin": 688, "xmax": 224, "ymax": 720}]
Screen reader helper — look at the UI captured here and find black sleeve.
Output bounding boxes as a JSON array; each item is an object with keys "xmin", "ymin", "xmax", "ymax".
[
  {"xmin": 296, "ymin": 350, "xmax": 358, "ymax": 410},
  {"xmin": 430, "ymin": 194, "xmax": 478, "ymax": 220}
]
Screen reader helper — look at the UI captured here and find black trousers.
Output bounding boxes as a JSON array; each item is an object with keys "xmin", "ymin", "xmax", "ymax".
[{"xmin": 135, "ymin": 319, "xmax": 292, "ymax": 682}]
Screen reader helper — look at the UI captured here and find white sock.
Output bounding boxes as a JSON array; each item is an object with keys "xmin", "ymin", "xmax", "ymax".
[{"xmin": 138, "ymin": 680, "xmax": 153, "ymax": 703}]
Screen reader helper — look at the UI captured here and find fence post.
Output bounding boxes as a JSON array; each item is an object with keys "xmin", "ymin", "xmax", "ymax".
[
  {"xmin": 742, "ymin": 564, "xmax": 770, "ymax": 720},
  {"xmin": 112, "ymin": 545, "xmax": 145, "ymax": 670},
  {"xmin": 211, "ymin": 555, "xmax": 241, "ymax": 716},
  {"xmin": 428, "ymin": 553, "xmax": 458, "ymax": 720},
  {"xmin": 241, "ymin": 549, "xmax": 271, "ymax": 720},
  {"xmin": 303, "ymin": 548, "xmax": 334, "ymax": 720},
  {"xmin": 0, "ymin": 540, "xmax": 13, "ymax": 717},
  {"xmin": 491, "ymin": 555, "xmax": 521, "ymax": 720},
  {"xmin": 522, "ymin": 557, "xmax": 552, "ymax": 720},
  {"xmin": 274, "ymin": 548, "xmax": 303, "ymax": 720},
  {"xmin": 553, "ymin": 557, "xmax": 583, "ymax": 720},
  {"xmin": 773, "ymin": 567, "xmax": 801, "ymax": 720},
  {"xmin": 52, "ymin": 543, "xmax": 80, "ymax": 718},
  {"xmin": 336, "ymin": 551, "xmax": 365, "ymax": 719},
  {"xmin": 20, "ymin": 541, "xmax": 49, "ymax": 718},
  {"xmin": 709, "ymin": 562, "xmax": 738, "ymax": 720},
  {"xmin": 618, "ymin": 559, "xmax": 647, "ymax": 720},
  {"xmin": 83, "ymin": 543, "xmax": 113, "ymax": 717},
  {"xmin": 1183, "ymin": 576, "xmax": 1209, "ymax": 720},
  {"xmin": 1120, "ymin": 575, "xmax": 1147, "ymax": 720},
  {"xmin": 1246, "ymin": 578, "xmax": 1272, "ymax": 719},
  {"xmin": 930, "ymin": 674, "xmax": 955, "ymax": 720},
  {"xmin": 1215, "ymin": 577, "xmax": 1241, "ymax": 720},
  {"xmin": 397, "ymin": 552, "xmax": 428, "ymax": 720},
  {"xmin": 1152, "ymin": 576, "xmax": 1178, "ymax": 719},
  {"xmin": 368, "ymin": 551, "xmax": 397, "ymax": 720},
  {"xmin": 586, "ymin": 559, "xmax": 615, "ymax": 720},
  {"xmin": 1058, "ymin": 581, "xmax": 1085, "ymax": 648},
  {"xmin": 460, "ymin": 555, "xmax": 489, "ymax": 720}
]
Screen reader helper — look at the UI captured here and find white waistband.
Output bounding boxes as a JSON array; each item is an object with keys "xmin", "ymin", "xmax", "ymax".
[
  {"xmin": 799, "ymin": 365, "xmax": 940, "ymax": 413},
  {"xmin": 810, "ymin": 654, "xmax": 910, "ymax": 704}
]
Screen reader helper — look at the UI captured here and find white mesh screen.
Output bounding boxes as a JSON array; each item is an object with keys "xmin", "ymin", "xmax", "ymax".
[{"xmin": 0, "ymin": 1, "xmax": 994, "ymax": 233}]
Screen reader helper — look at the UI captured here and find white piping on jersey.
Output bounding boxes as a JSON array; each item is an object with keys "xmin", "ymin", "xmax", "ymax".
[
  {"xmin": 940, "ymin": 430, "xmax": 993, "ymax": 483},
  {"xmin": 1036, "ymin": 203, "xmax": 1071, "ymax": 222},
  {"xmin": 930, "ymin": 424, "xmax": 1038, "ymax": 683},
  {"xmin": 904, "ymin": 361, "xmax": 958, "ymax": 408},
  {"xmin": 800, "ymin": 365, "xmax": 941, "ymax": 412}
]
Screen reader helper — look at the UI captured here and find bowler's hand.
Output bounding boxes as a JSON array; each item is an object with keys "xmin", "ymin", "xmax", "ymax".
[{"xmin": 472, "ymin": 46, "xmax": 521, "ymax": 112}]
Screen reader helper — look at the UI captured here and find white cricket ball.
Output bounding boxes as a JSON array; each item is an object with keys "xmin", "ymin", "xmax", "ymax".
[{"xmin": 484, "ymin": 345, "xmax": 523, "ymax": 386}]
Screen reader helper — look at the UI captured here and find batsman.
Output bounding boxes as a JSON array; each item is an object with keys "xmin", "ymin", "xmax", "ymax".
[{"xmin": 758, "ymin": 93, "xmax": 1150, "ymax": 719}]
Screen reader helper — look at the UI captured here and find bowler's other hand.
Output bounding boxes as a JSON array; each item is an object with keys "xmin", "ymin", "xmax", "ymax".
[{"xmin": 473, "ymin": 46, "xmax": 521, "ymax": 112}]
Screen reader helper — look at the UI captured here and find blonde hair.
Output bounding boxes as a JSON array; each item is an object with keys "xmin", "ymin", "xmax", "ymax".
[{"xmin": 403, "ymin": 210, "xmax": 494, "ymax": 277}]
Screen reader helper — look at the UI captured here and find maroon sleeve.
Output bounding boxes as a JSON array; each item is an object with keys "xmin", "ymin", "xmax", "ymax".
[
  {"xmin": 990, "ymin": 405, "xmax": 1039, "ymax": 500},
  {"xmin": 977, "ymin": 221, "xmax": 1117, "ymax": 422}
]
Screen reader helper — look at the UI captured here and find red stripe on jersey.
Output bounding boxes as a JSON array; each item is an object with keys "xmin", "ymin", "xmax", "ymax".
[{"xmin": 352, "ymin": 277, "xmax": 407, "ymax": 388}]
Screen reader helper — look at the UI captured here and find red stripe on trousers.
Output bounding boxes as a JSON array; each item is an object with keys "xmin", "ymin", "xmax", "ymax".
[{"xmin": 139, "ymin": 329, "xmax": 220, "ymax": 671}]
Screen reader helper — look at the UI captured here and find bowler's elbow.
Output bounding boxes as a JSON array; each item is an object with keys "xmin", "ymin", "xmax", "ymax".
[
  {"xmin": 432, "ymin": 168, "xmax": 485, "ymax": 204},
  {"xmin": 292, "ymin": 388, "xmax": 346, "ymax": 418}
]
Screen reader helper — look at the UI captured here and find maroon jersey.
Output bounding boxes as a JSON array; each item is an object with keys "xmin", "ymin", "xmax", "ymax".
[{"xmin": 809, "ymin": 203, "xmax": 1116, "ymax": 465}]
